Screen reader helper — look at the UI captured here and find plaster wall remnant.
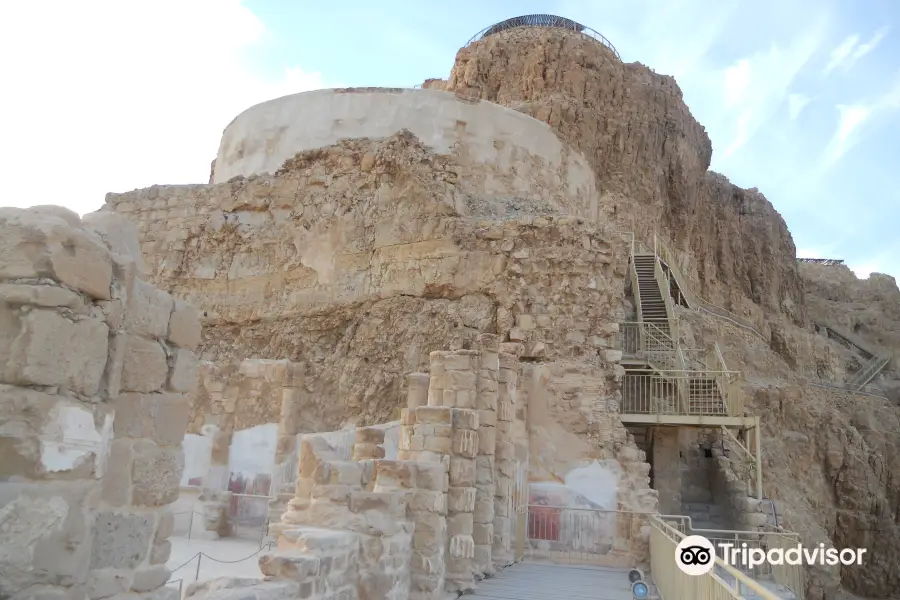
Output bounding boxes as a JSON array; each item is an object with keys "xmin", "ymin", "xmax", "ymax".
[
  {"xmin": 0, "ymin": 205, "xmax": 199, "ymax": 600},
  {"xmin": 211, "ymin": 88, "xmax": 599, "ymax": 222}
]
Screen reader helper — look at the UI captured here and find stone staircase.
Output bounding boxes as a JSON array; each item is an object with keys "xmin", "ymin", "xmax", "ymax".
[
  {"xmin": 681, "ymin": 501, "xmax": 731, "ymax": 530},
  {"xmin": 633, "ymin": 254, "xmax": 669, "ymax": 336}
]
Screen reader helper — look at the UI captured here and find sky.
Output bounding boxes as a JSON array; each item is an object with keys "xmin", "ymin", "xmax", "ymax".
[{"xmin": 0, "ymin": 1, "xmax": 897, "ymax": 281}]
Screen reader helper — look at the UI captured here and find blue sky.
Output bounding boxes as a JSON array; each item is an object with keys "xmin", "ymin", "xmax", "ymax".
[{"xmin": 1, "ymin": 0, "xmax": 897, "ymax": 280}]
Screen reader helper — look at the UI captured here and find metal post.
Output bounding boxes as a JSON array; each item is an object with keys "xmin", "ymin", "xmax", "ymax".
[
  {"xmin": 187, "ymin": 511, "xmax": 193, "ymax": 540},
  {"xmin": 194, "ymin": 553, "xmax": 201, "ymax": 581},
  {"xmin": 754, "ymin": 419, "xmax": 763, "ymax": 501}
]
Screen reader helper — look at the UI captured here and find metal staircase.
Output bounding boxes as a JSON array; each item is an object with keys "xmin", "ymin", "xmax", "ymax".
[
  {"xmin": 815, "ymin": 321, "xmax": 891, "ymax": 390},
  {"xmin": 633, "ymin": 253, "xmax": 670, "ymax": 336}
]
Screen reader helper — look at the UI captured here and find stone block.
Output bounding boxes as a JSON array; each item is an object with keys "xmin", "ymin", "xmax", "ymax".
[
  {"xmin": 495, "ymin": 441, "xmax": 515, "ymax": 460},
  {"xmin": 131, "ymin": 564, "xmax": 171, "ymax": 592},
  {"xmin": 477, "ymin": 426, "xmax": 496, "ymax": 454},
  {"xmin": 451, "ymin": 408, "xmax": 478, "ymax": 431},
  {"xmin": 155, "ymin": 510, "xmax": 174, "ymax": 542},
  {"xmin": 280, "ymin": 527, "xmax": 358, "ymax": 555},
  {"xmin": 605, "ymin": 349, "xmax": 623, "ymax": 362},
  {"xmin": 414, "ymin": 463, "xmax": 448, "ymax": 492},
  {"xmin": 412, "ymin": 512, "xmax": 446, "ymax": 550},
  {"xmin": 473, "ymin": 523, "xmax": 493, "ymax": 545},
  {"xmin": 451, "ymin": 429, "xmax": 478, "ymax": 458},
  {"xmin": 131, "ymin": 441, "xmax": 183, "ymax": 506},
  {"xmin": 101, "ymin": 439, "xmax": 133, "ymax": 507},
  {"xmin": 167, "ymin": 299, "xmax": 201, "ymax": 349},
  {"xmin": 478, "ymin": 408, "xmax": 497, "ymax": 427},
  {"xmin": 447, "ymin": 487, "xmax": 476, "ymax": 513},
  {"xmin": 415, "ymin": 406, "xmax": 452, "ymax": 425},
  {"xmin": 353, "ymin": 442, "xmax": 385, "ymax": 459},
  {"xmin": 374, "ymin": 460, "xmax": 416, "ymax": 488},
  {"xmin": 454, "ymin": 389, "xmax": 475, "ymax": 408},
  {"xmin": 0, "ymin": 283, "xmax": 84, "ymax": 309},
  {"xmin": 449, "ymin": 457, "xmax": 476, "ymax": 487},
  {"xmin": 448, "ymin": 512, "xmax": 474, "ymax": 535},
  {"xmin": 423, "ymin": 435, "xmax": 451, "ymax": 453},
  {"xmin": 121, "ymin": 334, "xmax": 168, "ymax": 393},
  {"xmin": 258, "ymin": 553, "xmax": 321, "ymax": 580},
  {"xmin": 474, "ymin": 499, "xmax": 494, "ymax": 523},
  {"xmin": 439, "ymin": 352, "xmax": 476, "ymax": 371},
  {"xmin": 0, "ymin": 208, "xmax": 112, "ymax": 299},
  {"xmin": 355, "ymin": 427, "xmax": 386, "ymax": 445},
  {"xmin": 114, "ymin": 392, "xmax": 190, "ymax": 446},
  {"xmin": 125, "ymin": 279, "xmax": 174, "ymax": 339},
  {"xmin": 167, "ymin": 348, "xmax": 198, "ymax": 393},
  {"xmin": 150, "ymin": 540, "xmax": 172, "ymax": 564},
  {"xmin": 476, "ymin": 455, "xmax": 495, "ymax": 485},
  {"xmin": 90, "ymin": 511, "xmax": 154, "ymax": 569},
  {"xmin": 0, "ymin": 308, "xmax": 108, "ymax": 396},
  {"xmin": 86, "ymin": 568, "xmax": 130, "ymax": 599},
  {"xmin": 445, "ymin": 370, "xmax": 477, "ymax": 391}
]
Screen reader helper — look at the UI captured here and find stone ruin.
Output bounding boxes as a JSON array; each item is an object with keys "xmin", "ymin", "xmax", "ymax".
[{"xmin": 0, "ymin": 206, "xmax": 200, "ymax": 599}]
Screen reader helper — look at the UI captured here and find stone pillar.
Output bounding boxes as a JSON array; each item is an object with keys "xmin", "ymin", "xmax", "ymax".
[
  {"xmin": 426, "ymin": 350, "xmax": 480, "ymax": 594},
  {"xmin": 0, "ymin": 207, "xmax": 199, "ymax": 600},
  {"xmin": 652, "ymin": 427, "xmax": 682, "ymax": 514},
  {"xmin": 492, "ymin": 351, "xmax": 519, "ymax": 567},
  {"xmin": 473, "ymin": 334, "xmax": 499, "ymax": 577},
  {"xmin": 398, "ymin": 373, "xmax": 429, "ymax": 461},
  {"xmin": 268, "ymin": 379, "xmax": 304, "ymax": 532}
]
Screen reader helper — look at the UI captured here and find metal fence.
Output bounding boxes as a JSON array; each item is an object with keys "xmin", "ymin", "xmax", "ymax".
[
  {"xmin": 662, "ymin": 516, "xmax": 804, "ymax": 598},
  {"xmin": 523, "ymin": 505, "xmax": 652, "ymax": 567},
  {"xmin": 649, "ymin": 517, "xmax": 784, "ymax": 600}
]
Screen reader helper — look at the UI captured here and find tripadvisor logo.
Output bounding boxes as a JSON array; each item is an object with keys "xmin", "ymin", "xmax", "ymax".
[{"xmin": 675, "ymin": 535, "xmax": 867, "ymax": 576}]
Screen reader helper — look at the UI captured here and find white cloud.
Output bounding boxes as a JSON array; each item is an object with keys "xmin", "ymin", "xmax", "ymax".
[
  {"xmin": 788, "ymin": 93, "xmax": 811, "ymax": 119},
  {"xmin": 717, "ymin": 25, "xmax": 826, "ymax": 160},
  {"xmin": 820, "ymin": 104, "xmax": 872, "ymax": 167},
  {"xmin": 0, "ymin": 1, "xmax": 337, "ymax": 216},
  {"xmin": 819, "ymin": 74, "xmax": 900, "ymax": 169},
  {"xmin": 823, "ymin": 27, "xmax": 889, "ymax": 74}
]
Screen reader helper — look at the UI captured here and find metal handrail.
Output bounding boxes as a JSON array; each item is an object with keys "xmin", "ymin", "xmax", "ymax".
[
  {"xmin": 465, "ymin": 14, "xmax": 621, "ymax": 59},
  {"xmin": 649, "ymin": 516, "xmax": 784, "ymax": 600}
]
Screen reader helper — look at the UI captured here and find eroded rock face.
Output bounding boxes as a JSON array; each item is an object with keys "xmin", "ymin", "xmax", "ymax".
[{"xmin": 435, "ymin": 27, "xmax": 805, "ymax": 325}]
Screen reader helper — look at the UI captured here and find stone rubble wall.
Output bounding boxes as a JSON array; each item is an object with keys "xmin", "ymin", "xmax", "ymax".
[
  {"xmin": 0, "ymin": 206, "xmax": 200, "ymax": 600},
  {"xmin": 103, "ymin": 132, "xmax": 627, "ymax": 431},
  {"xmin": 186, "ymin": 347, "xmax": 532, "ymax": 600}
]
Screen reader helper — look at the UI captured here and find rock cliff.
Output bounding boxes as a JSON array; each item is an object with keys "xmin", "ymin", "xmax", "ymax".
[{"xmin": 432, "ymin": 27, "xmax": 806, "ymax": 329}]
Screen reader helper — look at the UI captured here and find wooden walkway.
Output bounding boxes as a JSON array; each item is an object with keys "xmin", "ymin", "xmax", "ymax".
[{"xmin": 469, "ymin": 561, "xmax": 647, "ymax": 600}]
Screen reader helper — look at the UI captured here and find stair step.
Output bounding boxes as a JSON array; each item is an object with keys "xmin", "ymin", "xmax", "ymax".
[{"xmin": 683, "ymin": 502, "xmax": 727, "ymax": 515}]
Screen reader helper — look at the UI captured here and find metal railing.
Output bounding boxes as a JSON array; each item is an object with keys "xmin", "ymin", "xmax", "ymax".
[
  {"xmin": 848, "ymin": 354, "xmax": 890, "ymax": 389},
  {"xmin": 619, "ymin": 321, "xmax": 676, "ymax": 360},
  {"xmin": 641, "ymin": 231, "xmax": 766, "ymax": 340},
  {"xmin": 650, "ymin": 517, "xmax": 786, "ymax": 600},
  {"xmin": 655, "ymin": 253, "xmax": 680, "ymax": 343},
  {"xmin": 622, "ymin": 371, "xmax": 742, "ymax": 417},
  {"xmin": 660, "ymin": 517, "xmax": 804, "ymax": 598},
  {"xmin": 524, "ymin": 505, "xmax": 652, "ymax": 567},
  {"xmin": 805, "ymin": 377, "xmax": 888, "ymax": 399}
]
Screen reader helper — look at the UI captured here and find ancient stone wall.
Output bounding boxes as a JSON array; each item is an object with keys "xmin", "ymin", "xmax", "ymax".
[
  {"xmin": 0, "ymin": 206, "xmax": 199, "ymax": 600},
  {"xmin": 104, "ymin": 135, "xmax": 628, "ymax": 428}
]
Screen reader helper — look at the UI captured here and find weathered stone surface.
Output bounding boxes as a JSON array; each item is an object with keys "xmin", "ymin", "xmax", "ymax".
[
  {"xmin": 131, "ymin": 441, "xmax": 183, "ymax": 506},
  {"xmin": 90, "ymin": 512, "xmax": 154, "ymax": 569},
  {"xmin": 167, "ymin": 300, "xmax": 202, "ymax": 350},
  {"xmin": 0, "ymin": 208, "xmax": 113, "ymax": 300},
  {"xmin": 0, "ymin": 309, "xmax": 108, "ymax": 395},
  {"xmin": 120, "ymin": 334, "xmax": 168, "ymax": 393},
  {"xmin": 125, "ymin": 279, "xmax": 174, "ymax": 339},
  {"xmin": 184, "ymin": 578, "xmax": 300, "ymax": 600}
]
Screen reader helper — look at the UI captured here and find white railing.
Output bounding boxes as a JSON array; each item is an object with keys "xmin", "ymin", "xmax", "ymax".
[
  {"xmin": 525, "ymin": 505, "xmax": 653, "ymax": 567},
  {"xmin": 659, "ymin": 516, "xmax": 804, "ymax": 598},
  {"xmin": 622, "ymin": 371, "xmax": 743, "ymax": 417},
  {"xmin": 650, "ymin": 516, "xmax": 786, "ymax": 600}
]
